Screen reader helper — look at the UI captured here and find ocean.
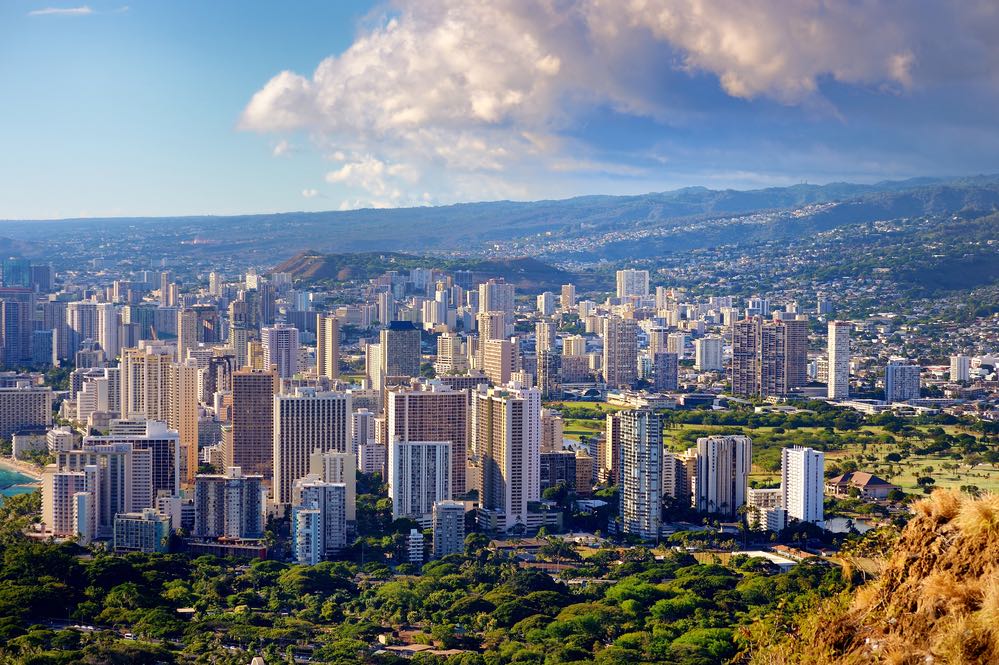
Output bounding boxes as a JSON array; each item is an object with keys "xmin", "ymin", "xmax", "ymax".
[{"xmin": 0, "ymin": 467, "xmax": 37, "ymax": 499}]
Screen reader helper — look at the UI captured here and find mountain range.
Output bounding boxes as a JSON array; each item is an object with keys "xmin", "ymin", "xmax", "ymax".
[{"xmin": 2, "ymin": 175, "xmax": 998, "ymax": 268}]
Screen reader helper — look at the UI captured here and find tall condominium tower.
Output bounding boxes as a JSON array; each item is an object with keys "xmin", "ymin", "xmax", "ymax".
[
  {"xmin": 477, "ymin": 279, "xmax": 515, "ymax": 318},
  {"xmin": 193, "ymin": 466, "xmax": 263, "ymax": 539},
  {"xmin": 694, "ymin": 336, "xmax": 724, "ymax": 371},
  {"xmin": 434, "ymin": 332, "xmax": 468, "ymax": 376},
  {"xmin": 272, "ymin": 388, "xmax": 351, "ymax": 506},
  {"xmin": 885, "ymin": 360, "xmax": 921, "ymax": 402},
  {"xmin": 471, "ymin": 384, "xmax": 541, "ymax": 532},
  {"xmin": 292, "ymin": 481, "xmax": 347, "ymax": 565},
  {"xmin": 827, "ymin": 321, "xmax": 851, "ymax": 399},
  {"xmin": 618, "ymin": 410, "xmax": 663, "ymax": 539},
  {"xmin": 602, "ymin": 316, "xmax": 638, "ymax": 388},
  {"xmin": 781, "ymin": 446, "xmax": 825, "ymax": 526},
  {"xmin": 616, "ymin": 269, "xmax": 650, "ymax": 299},
  {"xmin": 536, "ymin": 348, "xmax": 562, "ymax": 400},
  {"xmin": 261, "ymin": 323, "xmax": 300, "ymax": 378},
  {"xmin": 694, "ymin": 435, "xmax": 751, "ymax": 517},
  {"xmin": 224, "ymin": 367, "xmax": 279, "ymax": 478},
  {"xmin": 387, "ymin": 381, "xmax": 468, "ymax": 495},
  {"xmin": 432, "ymin": 500, "xmax": 466, "ymax": 559},
  {"xmin": 388, "ymin": 440, "xmax": 451, "ymax": 525},
  {"xmin": 482, "ymin": 338, "xmax": 520, "ymax": 387},
  {"xmin": 535, "ymin": 321, "xmax": 556, "ymax": 353},
  {"xmin": 731, "ymin": 317, "xmax": 807, "ymax": 397},
  {"xmin": 653, "ymin": 352, "xmax": 678, "ymax": 392},
  {"xmin": 949, "ymin": 355, "xmax": 970, "ymax": 382},
  {"xmin": 380, "ymin": 321, "xmax": 421, "ymax": 379},
  {"xmin": 560, "ymin": 284, "xmax": 576, "ymax": 311},
  {"xmin": 316, "ymin": 314, "xmax": 340, "ymax": 381}
]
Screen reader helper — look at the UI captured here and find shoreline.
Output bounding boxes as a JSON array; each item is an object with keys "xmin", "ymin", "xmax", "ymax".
[{"xmin": 0, "ymin": 456, "xmax": 43, "ymax": 482}]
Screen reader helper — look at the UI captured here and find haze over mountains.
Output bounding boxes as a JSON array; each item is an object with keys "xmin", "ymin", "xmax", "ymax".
[{"xmin": 4, "ymin": 175, "xmax": 999, "ymax": 268}]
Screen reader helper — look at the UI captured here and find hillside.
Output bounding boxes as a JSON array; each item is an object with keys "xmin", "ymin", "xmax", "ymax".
[
  {"xmin": 273, "ymin": 251, "xmax": 582, "ymax": 292},
  {"xmin": 5, "ymin": 175, "xmax": 999, "ymax": 268},
  {"xmin": 749, "ymin": 490, "xmax": 999, "ymax": 664}
]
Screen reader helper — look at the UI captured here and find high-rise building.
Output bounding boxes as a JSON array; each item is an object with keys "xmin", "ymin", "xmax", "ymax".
[
  {"xmin": 388, "ymin": 440, "xmax": 451, "ymax": 526},
  {"xmin": 41, "ymin": 468, "xmax": 87, "ymax": 536},
  {"xmin": 177, "ymin": 305, "xmax": 220, "ymax": 362},
  {"xmin": 478, "ymin": 279, "xmax": 515, "ymax": 318},
  {"xmin": 0, "ymin": 288, "xmax": 35, "ymax": 366},
  {"xmin": 731, "ymin": 317, "xmax": 807, "ymax": 397},
  {"xmin": 746, "ymin": 488, "xmax": 786, "ymax": 532},
  {"xmin": 950, "ymin": 355, "xmax": 971, "ymax": 382},
  {"xmin": 272, "ymin": 388, "xmax": 351, "ymax": 506},
  {"xmin": 540, "ymin": 408, "xmax": 564, "ymax": 453},
  {"xmin": 618, "ymin": 410, "xmax": 662, "ymax": 539},
  {"xmin": 434, "ymin": 332, "xmax": 468, "ymax": 375},
  {"xmin": 694, "ymin": 435, "xmax": 751, "ymax": 517},
  {"xmin": 223, "ymin": 367, "xmax": 279, "ymax": 478},
  {"xmin": 653, "ymin": 352, "xmax": 678, "ymax": 392},
  {"xmin": 292, "ymin": 481, "xmax": 347, "ymax": 564},
  {"xmin": 662, "ymin": 449, "xmax": 696, "ymax": 509},
  {"xmin": 351, "ymin": 408, "xmax": 375, "ymax": 456},
  {"xmin": 380, "ymin": 321, "xmax": 421, "ymax": 379},
  {"xmin": 648, "ymin": 326, "xmax": 668, "ymax": 354},
  {"xmin": 193, "ymin": 466, "xmax": 263, "ymax": 539},
  {"xmin": 261, "ymin": 323, "xmax": 301, "ymax": 378},
  {"xmin": 316, "ymin": 314, "xmax": 340, "ymax": 381},
  {"xmin": 827, "ymin": 321, "xmax": 851, "ymax": 399},
  {"xmin": 616, "ymin": 269, "xmax": 650, "ymax": 299},
  {"xmin": 536, "ymin": 292, "xmax": 556, "ymax": 316},
  {"xmin": 471, "ymin": 384, "xmax": 541, "ymax": 532},
  {"xmin": 305, "ymin": 449, "xmax": 357, "ymax": 524},
  {"xmin": 86, "ymin": 419, "xmax": 181, "ymax": 498},
  {"xmin": 536, "ymin": 348, "xmax": 561, "ymax": 400},
  {"xmin": 113, "ymin": 508, "xmax": 170, "ymax": 553},
  {"xmin": 51, "ymin": 442, "xmax": 154, "ymax": 539},
  {"xmin": 602, "ymin": 316, "xmax": 638, "ymax": 388},
  {"xmin": 535, "ymin": 321, "xmax": 556, "ymax": 354},
  {"xmin": 560, "ymin": 284, "xmax": 576, "ymax": 311},
  {"xmin": 432, "ymin": 500, "xmax": 465, "ymax": 559},
  {"xmin": 603, "ymin": 412, "xmax": 623, "ymax": 483},
  {"xmin": 781, "ymin": 446, "xmax": 824, "ymax": 526},
  {"xmin": 667, "ymin": 332, "xmax": 687, "ymax": 357},
  {"xmin": 540, "ymin": 450, "xmax": 577, "ymax": 493},
  {"xmin": 0, "ymin": 383, "xmax": 53, "ymax": 437},
  {"xmin": 885, "ymin": 360, "xmax": 920, "ymax": 402},
  {"xmin": 694, "ymin": 336, "xmax": 724, "ymax": 371},
  {"xmin": 119, "ymin": 344, "xmax": 198, "ymax": 484},
  {"xmin": 483, "ymin": 338, "xmax": 520, "ymax": 387},
  {"xmin": 387, "ymin": 381, "xmax": 468, "ymax": 496},
  {"xmin": 563, "ymin": 335, "xmax": 586, "ymax": 357}
]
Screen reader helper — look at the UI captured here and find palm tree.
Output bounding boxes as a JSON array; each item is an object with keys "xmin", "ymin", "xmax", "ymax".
[{"xmin": 538, "ymin": 537, "xmax": 580, "ymax": 568}]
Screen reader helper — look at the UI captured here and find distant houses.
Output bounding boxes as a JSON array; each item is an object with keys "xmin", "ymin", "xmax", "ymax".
[{"xmin": 825, "ymin": 471, "xmax": 898, "ymax": 500}]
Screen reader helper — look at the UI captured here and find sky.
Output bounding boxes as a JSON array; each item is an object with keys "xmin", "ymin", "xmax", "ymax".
[{"xmin": 2, "ymin": 0, "xmax": 999, "ymax": 219}]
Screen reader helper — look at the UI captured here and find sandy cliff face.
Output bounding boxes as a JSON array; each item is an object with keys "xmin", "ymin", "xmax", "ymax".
[{"xmin": 749, "ymin": 490, "xmax": 999, "ymax": 665}]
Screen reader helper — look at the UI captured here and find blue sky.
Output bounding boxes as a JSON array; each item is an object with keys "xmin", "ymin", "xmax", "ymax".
[{"xmin": 2, "ymin": 1, "xmax": 998, "ymax": 218}]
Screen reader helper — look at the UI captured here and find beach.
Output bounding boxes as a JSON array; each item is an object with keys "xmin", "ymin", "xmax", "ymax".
[{"xmin": 0, "ymin": 456, "xmax": 43, "ymax": 482}]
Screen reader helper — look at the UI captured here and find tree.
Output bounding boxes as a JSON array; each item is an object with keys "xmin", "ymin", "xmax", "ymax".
[{"xmin": 538, "ymin": 537, "xmax": 580, "ymax": 568}]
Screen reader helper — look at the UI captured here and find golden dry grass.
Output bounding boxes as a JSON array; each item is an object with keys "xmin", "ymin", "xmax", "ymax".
[{"xmin": 748, "ymin": 489, "xmax": 999, "ymax": 664}]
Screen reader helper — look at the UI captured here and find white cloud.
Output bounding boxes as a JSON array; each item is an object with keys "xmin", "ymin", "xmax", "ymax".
[
  {"xmin": 28, "ymin": 5, "xmax": 93, "ymax": 16},
  {"xmin": 301, "ymin": 188, "xmax": 319, "ymax": 198},
  {"xmin": 272, "ymin": 139, "xmax": 292, "ymax": 157},
  {"xmin": 241, "ymin": 1, "xmax": 999, "ymax": 206}
]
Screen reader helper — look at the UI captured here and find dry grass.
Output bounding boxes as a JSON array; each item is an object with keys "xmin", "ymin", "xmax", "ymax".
[
  {"xmin": 748, "ymin": 489, "xmax": 999, "ymax": 664},
  {"xmin": 953, "ymin": 492, "xmax": 999, "ymax": 538}
]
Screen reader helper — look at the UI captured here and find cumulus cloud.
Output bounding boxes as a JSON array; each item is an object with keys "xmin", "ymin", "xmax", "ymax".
[
  {"xmin": 301, "ymin": 188, "xmax": 319, "ymax": 199},
  {"xmin": 241, "ymin": 0, "xmax": 999, "ymax": 207},
  {"xmin": 28, "ymin": 5, "xmax": 94, "ymax": 16}
]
